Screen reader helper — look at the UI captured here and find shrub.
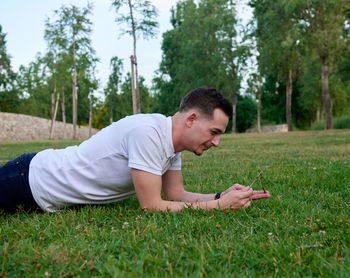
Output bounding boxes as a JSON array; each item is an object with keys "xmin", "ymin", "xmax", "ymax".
[{"xmin": 312, "ymin": 114, "xmax": 350, "ymax": 130}]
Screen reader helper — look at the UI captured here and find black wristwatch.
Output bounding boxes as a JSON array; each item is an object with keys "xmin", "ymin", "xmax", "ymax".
[{"xmin": 214, "ymin": 192, "xmax": 222, "ymax": 200}]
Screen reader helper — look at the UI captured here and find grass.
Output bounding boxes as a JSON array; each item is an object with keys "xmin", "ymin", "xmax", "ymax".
[{"xmin": 0, "ymin": 130, "xmax": 349, "ymax": 277}]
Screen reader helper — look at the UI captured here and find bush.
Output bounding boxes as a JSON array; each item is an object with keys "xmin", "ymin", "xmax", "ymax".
[{"xmin": 312, "ymin": 114, "xmax": 350, "ymax": 130}]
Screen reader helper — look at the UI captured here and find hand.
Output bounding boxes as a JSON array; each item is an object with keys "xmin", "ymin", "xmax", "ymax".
[
  {"xmin": 219, "ymin": 186, "xmax": 253, "ymax": 210},
  {"xmin": 251, "ymin": 190, "xmax": 270, "ymax": 200},
  {"xmin": 221, "ymin": 183, "xmax": 270, "ymax": 201},
  {"xmin": 221, "ymin": 183, "xmax": 271, "ymax": 200},
  {"xmin": 221, "ymin": 183, "xmax": 248, "ymax": 196}
]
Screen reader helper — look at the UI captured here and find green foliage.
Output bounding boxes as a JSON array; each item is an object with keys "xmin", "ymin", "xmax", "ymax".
[
  {"xmin": 12, "ymin": 2, "xmax": 99, "ymax": 127},
  {"xmin": 298, "ymin": 49, "xmax": 350, "ymax": 128},
  {"xmin": 92, "ymin": 103, "xmax": 109, "ymax": 130},
  {"xmin": 15, "ymin": 56, "xmax": 52, "ymax": 119},
  {"xmin": 250, "ymin": 0, "xmax": 299, "ymax": 78},
  {"xmin": 312, "ymin": 115, "xmax": 350, "ymax": 130},
  {"xmin": 2, "ymin": 0, "xmax": 350, "ymax": 133},
  {"xmin": 94, "ymin": 72, "xmax": 156, "ymax": 128},
  {"xmin": 0, "ymin": 25, "xmax": 12, "ymax": 89},
  {"xmin": 298, "ymin": 51, "xmax": 322, "ymax": 125},
  {"xmin": 112, "ymin": 0, "xmax": 159, "ymax": 40},
  {"xmin": 249, "ymin": 0, "xmax": 301, "ymax": 131},
  {"xmin": 259, "ymin": 74, "xmax": 285, "ymax": 125},
  {"xmin": 154, "ymin": 0, "xmax": 246, "ymax": 118},
  {"xmin": 1, "ymin": 131, "xmax": 349, "ymax": 276},
  {"xmin": 0, "ymin": 89, "xmax": 20, "ymax": 113},
  {"xmin": 296, "ymin": 0, "xmax": 350, "ymax": 129},
  {"xmin": 0, "ymin": 24, "xmax": 20, "ymax": 112},
  {"xmin": 236, "ymin": 94, "xmax": 257, "ymax": 132},
  {"xmin": 24, "ymin": 3, "xmax": 99, "ymax": 127},
  {"xmin": 112, "ymin": 0, "xmax": 159, "ymax": 114},
  {"xmin": 116, "ymin": 73, "xmax": 155, "ymax": 120},
  {"xmin": 104, "ymin": 56, "xmax": 124, "ymax": 122},
  {"xmin": 50, "ymin": 3, "xmax": 94, "ymax": 51},
  {"xmin": 295, "ymin": 0, "xmax": 349, "ymax": 63},
  {"xmin": 249, "ymin": 0, "xmax": 350, "ymax": 130}
]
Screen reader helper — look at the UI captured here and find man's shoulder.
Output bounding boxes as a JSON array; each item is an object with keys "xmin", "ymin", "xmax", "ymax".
[
  {"xmin": 125, "ymin": 114, "xmax": 171, "ymax": 149},
  {"xmin": 118, "ymin": 113, "xmax": 168, "ymax": 133},
  {"xmin": 120, "ymin": 113, "xmax": 167, "ymax": 124}
]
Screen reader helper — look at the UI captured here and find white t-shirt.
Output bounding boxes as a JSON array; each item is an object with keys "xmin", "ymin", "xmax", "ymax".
[{"xmin": 29, "ymin": 114, "xmax": 181, "ymax": 212}]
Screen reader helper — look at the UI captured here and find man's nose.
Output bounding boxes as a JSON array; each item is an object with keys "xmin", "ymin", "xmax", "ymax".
[{"xmin": 212, "ymin": 134, "xmax": 220, "ymax": 147}]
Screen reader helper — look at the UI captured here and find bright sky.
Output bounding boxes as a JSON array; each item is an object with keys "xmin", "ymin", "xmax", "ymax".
[{"xmin": 0, "ymin": 0, "xmax": 252, "ymax": 97}]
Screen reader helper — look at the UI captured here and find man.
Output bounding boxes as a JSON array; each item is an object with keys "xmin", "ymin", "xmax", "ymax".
[{"xmin": 0, "ymin": 87, "xmax": 270, "ymax": 212}]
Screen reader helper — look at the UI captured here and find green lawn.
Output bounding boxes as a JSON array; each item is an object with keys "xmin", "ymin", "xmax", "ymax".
[{"xmin": 0, "ymin": 130, "xmax": 349, "ymax": 277}]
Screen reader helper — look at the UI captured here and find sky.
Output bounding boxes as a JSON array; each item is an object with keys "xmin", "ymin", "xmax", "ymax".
[{"xmin": 1, "ymin": 0, "xmax": 252, "ymax": 97}]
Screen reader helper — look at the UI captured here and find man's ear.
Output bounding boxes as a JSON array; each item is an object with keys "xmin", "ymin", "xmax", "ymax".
[{"xmin": 185, "ymin": 112, "xmax": 198, "ymax": 128}]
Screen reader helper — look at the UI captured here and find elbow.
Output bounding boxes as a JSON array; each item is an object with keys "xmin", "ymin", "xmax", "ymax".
[
  {"xmin": 140, "ymin": 204, "xmax": 159, "ymax": 212},
  {"xmin": 139, "ymin": 200, "xmax": 181, "ymax": 212},
  {"xmin": 139, "ymin": 200, "xmax": 166, "ymax": 212}
]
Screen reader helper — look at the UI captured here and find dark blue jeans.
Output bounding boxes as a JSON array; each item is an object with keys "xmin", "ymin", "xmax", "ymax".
[{"xmin": 0, "ymin": 152, "xmax": 39, "ymax": 212}]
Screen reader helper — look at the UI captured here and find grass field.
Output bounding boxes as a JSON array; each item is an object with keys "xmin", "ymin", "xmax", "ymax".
[{"xmin": 0, "ymin": 130, "xmax": 349, "ymax": 277}]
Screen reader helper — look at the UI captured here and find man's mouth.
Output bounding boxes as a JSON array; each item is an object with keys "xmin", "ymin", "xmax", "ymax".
[{"xmin": 203, "ymin": 144, "xmax": 211, "ymax": 151}]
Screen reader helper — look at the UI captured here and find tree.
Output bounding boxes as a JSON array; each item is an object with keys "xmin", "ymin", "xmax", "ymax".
[
  {"xmin": 247, "ymin": 73, "xmax": 263, "ymax": 132},
  {"xmin": 104, "ymin": 56, "xmax": 123, "ymax": 123},
  {"xmin": 0, "ymin": 24, "xmax": 19, "ymax": 112},
  {"xmin": 117, "ymin": 72, "xmax": 154, "ymax": 120},
  {"xmin": 16, "ymin": 55, "xmax": 52, "ymax": 118},
  {"xmin": 44, "ymin": 17, "xmax": 67, "ymax": 138},
  {"xmin": 0, "ymin": 25, "xmax": 12, "ymax": 91},
  {"xmin": 296, "ymin": 0, "xmax": 350, "ymax": 129},
  {"xmin": 154, "ymin": 0, "xmax": 244, "ymax": 130},
  {"xmin": 298, "ymin": 51, "xmax": 322, "ymax": 127},
  {"xmin": 46, "ymin": 3, "xmax": 96, "ymax": 138},
  {"xmin": 216, "ymin": 0, "xmax": 249, "ymax": 133},
  {"xmin": 112, "ymin": 0, "xmax": 158, "ymax": 114},
  {"xmin": 249, "ymin": 0, "xmax": 300, "ymax": 131},
  {"xmin": 236, "ymin": 94, "xmax": 257, "ymax": 132}
]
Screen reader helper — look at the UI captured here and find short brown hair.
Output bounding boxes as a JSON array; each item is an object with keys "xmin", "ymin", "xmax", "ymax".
[{"xmin": 179, "ymin": 87, "xmax": 232, "ymax": 118}]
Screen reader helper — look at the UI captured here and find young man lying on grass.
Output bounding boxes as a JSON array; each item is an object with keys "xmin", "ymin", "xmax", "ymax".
[{"xmin": 0, "ymin": 87, "xmax": 270, "ymax": 213}]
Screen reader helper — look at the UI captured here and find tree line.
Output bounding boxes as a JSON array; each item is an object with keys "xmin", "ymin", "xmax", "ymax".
[{"xmin": 1, "ymin": 0, "xmax": 350, "ymax": 135}]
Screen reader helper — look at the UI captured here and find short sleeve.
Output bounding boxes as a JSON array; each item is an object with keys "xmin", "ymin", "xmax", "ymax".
[
  {"xmin": 127, "ymin": 126, "xmax": 164, "ymax": 176},
  {"xmin": 169, "ymin": 152, "xmax": 181, "ymax": 171}
]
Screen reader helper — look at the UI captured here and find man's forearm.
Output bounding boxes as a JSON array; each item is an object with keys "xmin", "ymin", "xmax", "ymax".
[
  {"xmin": 143, "ymin": 199, "xmax": 220, "ymax": 212},
  {"xmin": 174, "ymin": 191, "xmax": 216, "ymax": 203}
]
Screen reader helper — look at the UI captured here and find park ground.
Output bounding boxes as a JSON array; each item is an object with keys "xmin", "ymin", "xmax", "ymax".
[{"xmin": 0, "ymin": 130, "xmax": 349, "ymax": 277}]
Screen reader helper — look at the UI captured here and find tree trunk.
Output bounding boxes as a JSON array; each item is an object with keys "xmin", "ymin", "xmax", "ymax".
[
  {"xmin": 257, "ymin": 88, "xmax": 261, "ymax": 133},
  {"xmin": 109, "ymin": 102, "xmax": 113, "ymax": 124},
  {"xmin": 321, "ymin": 56, "xmax": 333, "ymax": 129},
  {"xmin": 50, "ymin": 92, "xmax": 60, "ymax": 139},
  {"xmin": 128, "ymin": 0, "xmax": 141, "ymax": 113},
  {"xmin": 286, "ymin": 69, "xmax": 293, "ymax": 131},
  {"xmin": 88, "ymin": 96, "xmax": 92, "ymax": 137},
  {"xmin": 51, "ymin": 89, "xmax": 55, "ymax": 120},
  {"xmin": 316, "ymin": 106, "xmax": 320, "ymax": 122},
  {"xmin": 49, "ymin": 82, "xmax": 57, "ymax": 139},
  {"xmin": 231, "ymin": 94, "xmax": 237, "ymax": 133},
  {"xmin": 72, "ymin": 39, "xmax": 78, "ymax": 139},
  {"xmin": 130, "ymin": 55, "xmax": 137, "ymax": 114},
  {"xmin": 134, "ymin": 56, "xmax": 141, "ymax": 113},
  {"xmin": 61, "ymin": 86, "xmax": 66, "ymax": 139},
  {"xmin": 51, "ymin": 81, "xmax": 56, "ymax": 120}
]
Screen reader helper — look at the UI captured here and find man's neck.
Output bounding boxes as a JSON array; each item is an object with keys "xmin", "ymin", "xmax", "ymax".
[{"xmin": 171, "ymin": 113, "xmax": 186, "ymax": 153}]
